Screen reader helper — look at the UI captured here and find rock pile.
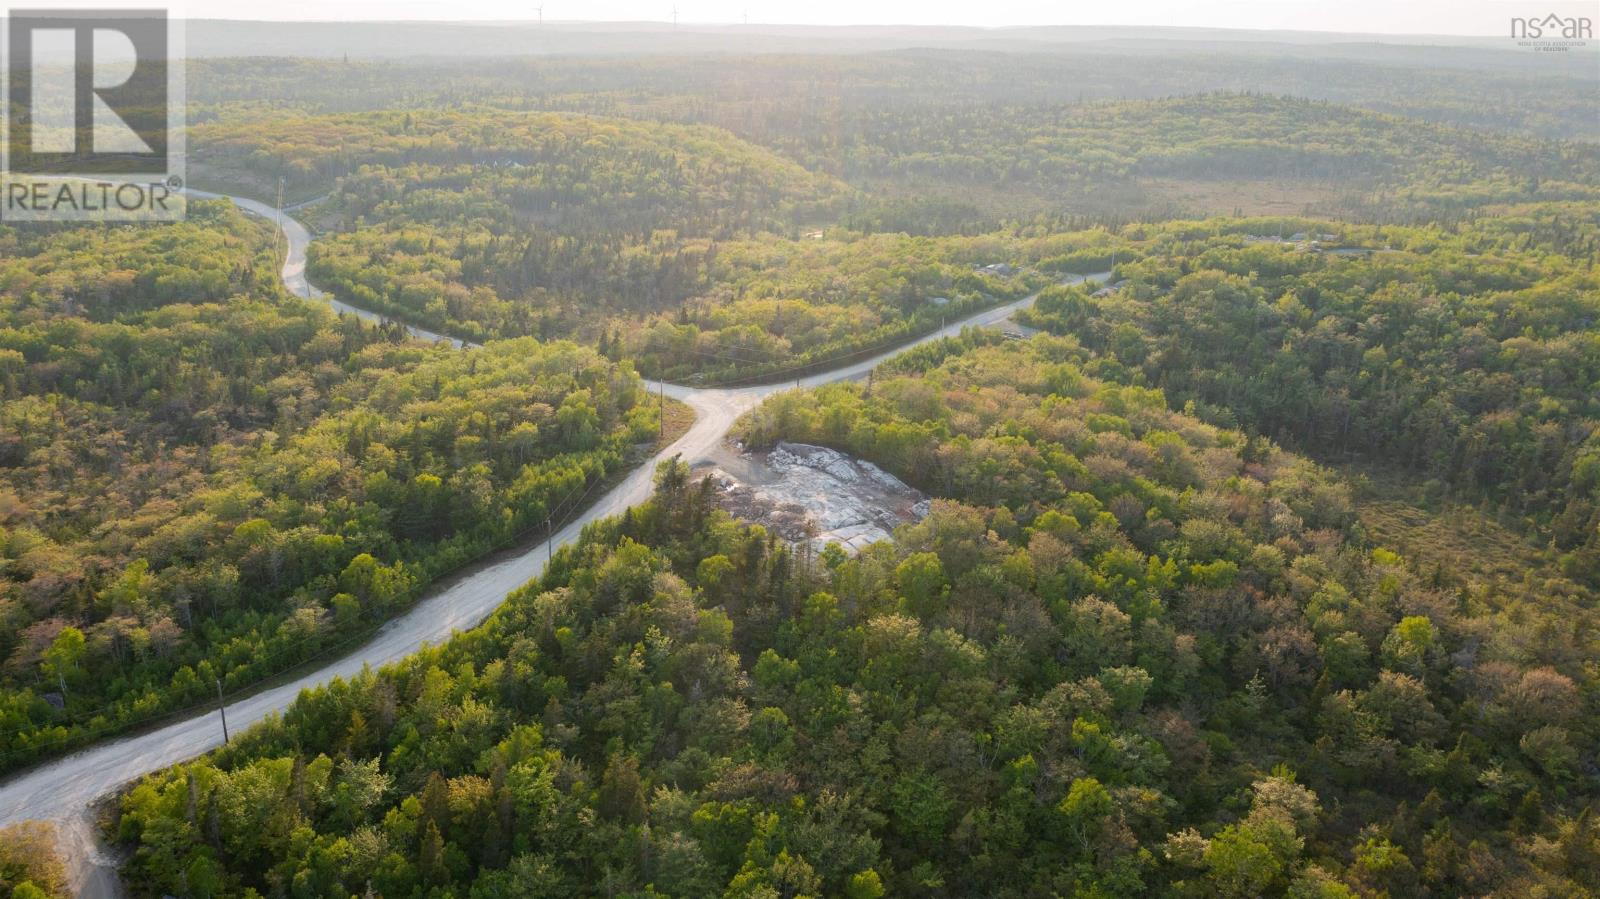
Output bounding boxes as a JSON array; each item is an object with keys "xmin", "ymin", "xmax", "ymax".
[{"xmin": 699, "ymin": 442, "xmax": 929, "ymax": 554}]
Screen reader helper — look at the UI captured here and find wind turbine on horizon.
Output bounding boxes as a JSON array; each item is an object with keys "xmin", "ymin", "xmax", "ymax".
[
  {"xmin": 534, "ymin": 4, "xmax": 543, "ymax": 24},
  {"xmin": 671, "ymin": 4, "xmax": 678, "ymax": 28}
]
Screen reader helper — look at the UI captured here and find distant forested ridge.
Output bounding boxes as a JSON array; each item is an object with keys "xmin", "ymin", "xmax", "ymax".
[
  {"xmin": 192, "ymin": 110, "xmax": 848, "ymax": 223},
  {"xmin": 194, "ymin": 93, "xmax": 1600, "ymax": 224},
  {"xmin": 776, "ymin": 93, "xmax": 1600, "ymax": 219},
  {"xmin": 187, "ymin": 49, "xmax": 1600, "ymax": 144}
]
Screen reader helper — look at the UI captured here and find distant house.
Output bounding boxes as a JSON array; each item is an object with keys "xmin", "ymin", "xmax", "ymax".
[
  {"xmin": 928, "ymin": 296, "xmax": 951, "ymax": 307},
  {"xmin": 979, "ymin": 263, "xmax": 1017, "ymax": 277}
]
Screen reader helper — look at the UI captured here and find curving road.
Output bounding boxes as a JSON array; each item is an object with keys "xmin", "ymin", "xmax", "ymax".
[
  {"xmin": 0, "ymin": 188, "xmax": 1104, "ymax": 896},
  {"xmin": 187, "ymin": 190, "xmax": 468, "ymax": 348}
]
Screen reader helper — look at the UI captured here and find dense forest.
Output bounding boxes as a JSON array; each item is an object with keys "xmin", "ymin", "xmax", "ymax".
[
  {"xmin": 187, "ymin": 54, "xmax": 1600, "ymax": 226},
  {"xmin": 755, "ymin": 93, "xmax": 1600, "ymax": 221},
  {"xmin": 179, "ymin": 93, "xmax": 1600, "ymax": 386},
  {"xmin": 616, "ymin": 233, "xmax": 1052, "ymax": 384},
  {"xmin": 197, "ymin": 93, "xmax": 1600, "ymax": 224},
  {"xmin": 1013, "ymin": 216, "xmax": 1600, "ymax": 584},
  {"xmin": 192, "ymin": 111, "xmax": 848, "ymax": 222},
  {"xmin": 0, "ymin": 203, "xmax": 665, "ymax": 773},
  {"xmin": 117, "ymin": 336, "xmax": 1597, "ymax": 896},
  {"xmin": 0, "ymin": 26, "xmax": 1594, "ymax": 899},
  {"xmin": 284, "ymin": 111, "xmax": 847, "ymax": 348}
]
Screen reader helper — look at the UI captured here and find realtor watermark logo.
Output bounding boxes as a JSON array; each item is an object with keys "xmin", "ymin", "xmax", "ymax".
[
  {"xmin": 1510, "ymin": 12, "xmax": 1592, "ymax": 51},
  {"xmin": 1, "ymin": 8, "xmax": 185, "ymax": 222}
]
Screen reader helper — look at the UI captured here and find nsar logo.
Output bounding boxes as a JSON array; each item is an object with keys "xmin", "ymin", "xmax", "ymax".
[{"xmin": 1510, "ymin": 12, "xmax": 1593, "ymax": 50}]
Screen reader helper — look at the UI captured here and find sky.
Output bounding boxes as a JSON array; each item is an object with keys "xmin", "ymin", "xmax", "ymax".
[{"xmin": 4, "ymin": 0, "xmax": 1596, "ymax": 37}]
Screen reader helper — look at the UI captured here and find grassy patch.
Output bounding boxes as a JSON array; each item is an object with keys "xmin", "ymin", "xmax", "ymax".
[{"xmin": 1345, "ymin": 464, "xmax": 1590, "ymax": 601}]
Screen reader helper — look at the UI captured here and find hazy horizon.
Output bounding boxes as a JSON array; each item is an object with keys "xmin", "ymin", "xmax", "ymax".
[{"xmin": 9, "ymin": 0, "xmax": 1598, "ymax": 38}]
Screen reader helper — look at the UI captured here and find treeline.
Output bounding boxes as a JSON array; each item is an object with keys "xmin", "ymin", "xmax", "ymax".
[
  {"xmin": 186, "ymin": 49, "xmax": 1600, "ymax": 145},
  {"xmin": 1015, "ymin": 214, "xmax": 1600, "ymax": 583},
  {"xmin": 191, "ymin": 69, "xmax": 1600, "ymax": 223},
  {"xmin": 0, "ymin": 204, "xmax": 661, "ymax": 772},
  {"xmin": 117, "ymin": 337, "xmax": 1596, "ymax": 897}
]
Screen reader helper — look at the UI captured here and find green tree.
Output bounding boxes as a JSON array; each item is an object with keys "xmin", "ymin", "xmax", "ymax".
[{"xmin": 41, "ymin": 627, "xmax": 85, "ymax": 697}]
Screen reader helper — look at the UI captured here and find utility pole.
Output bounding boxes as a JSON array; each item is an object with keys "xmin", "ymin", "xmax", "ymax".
[
  {"xmin": 546, "ymin": 516, "xmax": 553, "ymax": 563},
  {"xmin": 275, "ymin": 176, "xmax": 287, "ymax": 272},
  {"xmin": 215, "ymin": 678, "xmax": 230, "ymax": 744},
  {"xmin": 658, "ymin": 381, "xmax": 665, "ymax": 440}
]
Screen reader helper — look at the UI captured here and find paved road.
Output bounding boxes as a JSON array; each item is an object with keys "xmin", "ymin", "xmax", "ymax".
[{"xmin": 0, "ymin": 188, "xmax": 1104, "ymax": 895}]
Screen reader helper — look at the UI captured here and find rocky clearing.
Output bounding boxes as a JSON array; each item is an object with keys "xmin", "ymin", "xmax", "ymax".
[{"xmin": 695, "ymin": 441, "xmax": 929, "ymax": 553}]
